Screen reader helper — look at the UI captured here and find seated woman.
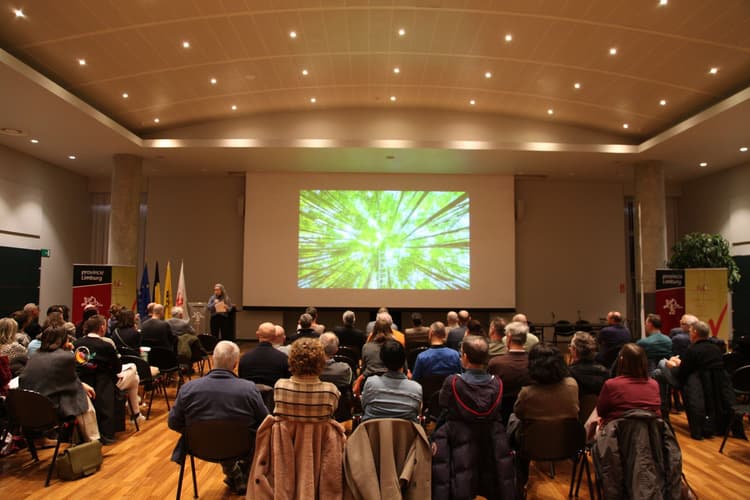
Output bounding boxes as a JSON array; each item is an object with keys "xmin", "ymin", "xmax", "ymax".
[
  {"xmin": 19, "ymin": 327, "xmax": 101, "ymax": 442},
  {"xmin": 0, "ymin": 317, "xmax": 28, "ymax": 377},
  {"xmin": 568, "ymin": 331, "xmax": 610, "ymax": 398},
  {"xmin": 597, "ymin": 343, "xmax": 661, "ymax": 425},
  {"xmin": 111, "ymin": 309, "xmax": 140, "ymax": 357},
  {"xmin": 361, "ymin": 340, "xmax": 422, "ymax": 421},
  {"xmin": 274, "ymin": 337, "xmax": 340, "ymax": 421},
  {"xmin": 360, "ymin": 319, "xmax": 394, "ymax": 378}
]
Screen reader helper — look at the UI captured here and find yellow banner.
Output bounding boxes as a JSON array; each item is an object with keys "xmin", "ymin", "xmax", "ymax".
[
  {"xmin": 685, "ymin": 268, "xmax": 730, "ymax": 341},
  {"xmin": 111, "ymin": 265, "xmax": 137, "ymax": 312}
]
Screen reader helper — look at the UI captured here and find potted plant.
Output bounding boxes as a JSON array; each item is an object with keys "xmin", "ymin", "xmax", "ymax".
[{"xmin": 668, "ymin": 232, "xmax": 741, "ymax": 288}]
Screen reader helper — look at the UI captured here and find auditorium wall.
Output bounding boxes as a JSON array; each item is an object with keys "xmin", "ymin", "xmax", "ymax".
[{"xmin": 0, "ymin": 144, "xmax": 91, "ymax": 309}]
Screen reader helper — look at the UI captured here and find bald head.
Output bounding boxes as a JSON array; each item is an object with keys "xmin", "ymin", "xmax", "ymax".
[
  {"xmin": 256, "ymin": 322, "xmax": 276, "ymax": 342},
  {"xmin": 458, "ymin": 310, "xmax": 470, "ymax": 325},
  {"xmin": 213, "ymin": 341, "xmax": 240, "ymax": 370},
  {"xmin": 273, "ymin": 324, "xmax": 286, "ymax": 346},
  {"xmin": 512, "ymin": 313, "xmax": 528, "ymax": 325},
  {"xmin": 446, "ymin": 311, "xmax": 458, "ymax": 326},
  {"xmin": 152, "ymin": 303, "xmax": 164, "ymax": 319}
]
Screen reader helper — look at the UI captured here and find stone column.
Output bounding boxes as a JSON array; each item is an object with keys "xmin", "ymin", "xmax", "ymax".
[
  {"xmin": 634, "ymin": 160, "xmax": 668, "ymax": 317},
  {"xmin": 108, "ymin": 154, "xmax": 142, "ymax": 266}
]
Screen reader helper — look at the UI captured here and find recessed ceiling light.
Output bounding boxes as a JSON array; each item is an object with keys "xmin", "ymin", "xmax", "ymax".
[
  {"xmin": 231, "ymin": 105, "xmax": 237, "ymax": 111},
  {"xmin": 504, "ymin": 33, "xmax": 513, "ymax": 42},
  {"xmin": 122, "ymin": 93, "xmax": 129, "ymax": 99},
  {"xmin": 30, "ymin": 139, "xmax": 39, "ymax": 144},
  {"xmin": 393, "ymin": 67, "xmax": 400, "ymax": 74},
  {"xmin": 609, "ymin": 47, "xmax": 617, "ymax": 56},
  {"xmin": 659, "ymin": 99, "xmax": 667, "ymax": 106},
  {"xmin": 153, "ymin": 118, "xmax": 160, "ymax": 123},
  {"xmin": 573, "ymin": 82, "xmax": 581, "ymax": 89},
  {"xmin": 398, "ymin": 28, "xmax": 406, "ymax": 37},
  {"xmin": 389, "ymin": 96, "xmax": 397, "ymax": 102},
  {"xmin": 547, "ymin": 108, "xmax": 554, "ymax": 115},
  {"xmin": 210, "ymin": 77, "xmax": 217, "ymax": 85},
  {"xmin": 484, "ymin": 71, "xmax": 492, "ymax": 79},
  {"xmin": 13, "ymin": 8, "xmax": 25, "ymax": 18},
  {"xmin": 68, "ymin": 155, "xmax": 76, "ymax": 160},
  {"xmin": 622, "ymin": 123, "xmax": 629, "ymax": 129},
  {"xmin": 289, "ymin": 31, "xmax": 297, "ymax": 39},
  {"xmin": 709, "ymin": 67, "xmax": 718, "ymax": 75},
  {"xmin": 309, "ymin": 97, "xmax": 316, "ymax": 103},
  {"xmin": 659, "ymin": 0, "xmax": 668, "ymax": 5},
  {"xmin": 469, "ymin": 99, "xmax": 476, "ymax": 106},
  {"xmin": 301, "ymin": 69, "xmax": 309, "ymax": 76},
  {"xmin": 740, "ymin": 147, "xmax": 748, "ymax": 152},
  {"xmin": 699, "ymin": 162, "xmax": 708, "ymax": 167},
  {"xmin": 78, "ymin": 58, "xmax": 86, "ymax": 66},
  {"xmin": 182, "ymin": 41, "xmax": 190, "ymax": 49}
]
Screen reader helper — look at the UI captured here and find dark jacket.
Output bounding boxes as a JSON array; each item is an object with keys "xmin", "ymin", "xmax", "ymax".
[
  {"xmin": 141, "ymin": 318, "xmax": 177, "ymax": 351},
  {"xmin": 238, "ymin": 342, "xmax": 291, "ymax": 387},
  {"xmin": 19, "ymin": 349, "xmax": 90, "ymax": 419},
  {"xmin": 569, "ymin": 359, "xmax": 609, "ymax": 397},
  {"xmin": 431, "ymin": 372, "xmax": 517, "ymax": 500},
  {"xmin": 112, "ymin": 326, "xmax": 141, "ymax": 355},
  {"xmin": 333, "ymin": 325, "xmax": 366, "ymax": 357},
  {"xmin": 595, "ymin": 324, "xmax": 631, "ymax": 368},
  {"xmin": 592, "ymin": 409, "xmax": 682, "ymax": 500},
  {"xmin": 683, "ymin": 367, "xmax": 735, "ymax": 439}
]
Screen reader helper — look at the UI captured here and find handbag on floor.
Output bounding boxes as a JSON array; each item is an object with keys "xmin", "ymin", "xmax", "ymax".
[{"xmin": 56, "ymin": 440, "xmax": 103, "ymax": 480}]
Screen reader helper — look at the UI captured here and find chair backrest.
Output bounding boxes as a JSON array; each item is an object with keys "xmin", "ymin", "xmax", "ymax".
[
  {"xmin": 185, "ymin": 419, "xmax": 254, "ymax": 462},
  {"xmin": 406, "ymin": 346, "xmax": 429, "ymax": 371},
  {"xmin": 255, "ymin": 384, "xmax": 275, "ymax": 413},
  {"xmin": 579, "ymin": 393, "xmax": 599, "ymax": 424},
  {"xmin": 189, "ymin": 338, "xmax": 206, "ymax": 362},
  {"xmin": 336, "ymin": 346, "xmax": 360, "ymax": 363},
  {"xmin": 121, "ymin": 355, "xmax": 153, "ymax": 383},
  {"xmin": 418, "ymin": 373, "xmax": 449, "ymax": 408},
  {"xmin": 6, "ymin": 389, "xmax": 59, "ymax": 430},
  {"xmin": 198, "ymin": 334, "xmax": 218, "ymax": 354},
  {"xmin": 518, "ymin": 418, "xmax": 586, "ymax": 461},
  {"xmin": 333, "ymin": 355, "xmax": 358, "ymax": 379},
  {"xmin": 732, "ymin": 365, "xmax": 750, "ymax": 394},
  {"xmin": 574, "ymin": 320, "xmax": 593, "ymax": 332},
  {"xmin": 148, "ymin": 346, "xmax": 179, "ymax": 370},
  {"xmin": 334, "ymin": 384, "xmax": 354, "ymax": 422},
  {"xmin": 554, "ymin": 320, "xmax": 575, "ymax": 335}
]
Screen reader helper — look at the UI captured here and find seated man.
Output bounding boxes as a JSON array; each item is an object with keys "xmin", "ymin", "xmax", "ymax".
[
  {"xmin": 412, "ymin": 321, "xmax": 462, "ymax": 382},
  {"xmin": 168, "ymin": 341, "xmax": 268, "ymax": 494},
  {"xmin": 271, "ymin": 324, "xmax": 290, "ymax": 356},
  {"xmin": 333, "ymin": 310, "xmax": 366, "ymax": 358},
  {"xmin": 361, "ymin": 339, "xmax": 422, "ymax": 421},
  {"xmin": 404, "ymin": 312, "xmax": 430, "ymax": 350},
  {"xmin": 636, "ymin": 313, "xmax": 672, "ymax": 372},
  {"xmin": 670, "ymin": 314, "xmax": 697, "ymax": 357},
  {"xmin": 506, "ymin": 314, "xmax": 540, "ymax": 352},
  {"xmin": 446, "ymin": 310, "xmax": 470, "ymax": 350},
  {"xmin": 595, "ymin": 311, "xmax": 631, "ymax": 369},
  {"xmin": 488, "ymin": 321, "xmax": 531, "ymax": 403},
  {"xmin": 319, "ymin": 332, "xmax": 353, "ymax": 387},
  {"xmin": 140, "ymin": 304, "xmax": 176, "ymax": 351},
  {"xmin": 287, "ymin": 313, "xmax": 319, "ymax": 344},
  {"xmin": 488, "ymin": 316, "xmax": 508, "ymax": 358},
  {"xmin": 238, "ymin": 322, "xmax": 291, "ymax": 387},
  {"xmin": 167, "ymin": 306, "xmax": 195, "ymax": 337}
]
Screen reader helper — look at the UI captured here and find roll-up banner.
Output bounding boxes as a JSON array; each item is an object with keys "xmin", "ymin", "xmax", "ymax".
[{"xmin": 72, "ymin": 264, "xmax": 136, "ymax": 324}]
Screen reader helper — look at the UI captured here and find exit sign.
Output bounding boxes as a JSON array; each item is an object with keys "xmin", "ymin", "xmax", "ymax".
[{"xmin": 41, "ymin": 248, "xmax": 50, "ymax": 258}]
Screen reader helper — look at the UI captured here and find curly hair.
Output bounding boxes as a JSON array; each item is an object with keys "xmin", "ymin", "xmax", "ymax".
[
  {"xmin": 528, "ymin": 343, "xmax": 569, "ymax": 385},
  {"xmin": 0, "ymin": 317, "xmax": 19, "ymax": 345},
  {"xmin": 289, "ymin": 337, "xmax": 327, "ymax": 376},
  {"xmin": 570, "ymin": 331, "xmax": 597, "ymax": 361}
]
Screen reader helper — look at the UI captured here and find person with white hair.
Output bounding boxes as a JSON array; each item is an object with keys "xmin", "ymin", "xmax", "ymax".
[
  {"xmin": 333, "ymin": 310, "xmax": 366, "ymax": 358},
  {"xmin": 168, "ymin": 341, "xmax": 268, "ymax": 494},
  {"xmin": 239, "ymin": 322, "xmax": 291, "ymax": 387},
  {"xmin": 365, "ymin": 307, "xmax": 399, "ymax": 333},
  {"xmin": 167, "ymin": 306, "xmax": 195, "ymax": 337},
  {"xmin": 319, "ymin": 332, "xmax": 352, "ymax": 386}
]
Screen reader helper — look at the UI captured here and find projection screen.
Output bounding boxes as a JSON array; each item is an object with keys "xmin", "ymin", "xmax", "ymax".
[{"xmin": 243, "ymin": 173, "xmax": 515, "ymax": 309}]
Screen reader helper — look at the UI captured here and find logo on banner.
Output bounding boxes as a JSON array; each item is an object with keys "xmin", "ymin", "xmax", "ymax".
[
  {"xmin": 662, "ymin": 298, "xmax": 684, "ymax": 316},
  {"xmin": 80, "ymin": 296, "xmax": 103, "ymax": 310}
]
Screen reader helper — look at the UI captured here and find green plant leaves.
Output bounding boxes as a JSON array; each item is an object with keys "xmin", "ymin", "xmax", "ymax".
[{"xmin": 668, "ymin": 232, "xmax": 741, "ymax": 288}]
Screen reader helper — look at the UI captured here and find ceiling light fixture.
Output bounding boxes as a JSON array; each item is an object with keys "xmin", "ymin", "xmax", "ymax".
[
  {"xmin": 68, "ymin": 155, "xmax": 76, "ymax": 160},
  {"xmin": 309, "ymin": 97, "xmax": 316, "ymax": 103},
  {"xmin": 30, "ymin": 139, "xmax": 39, "ymax": 144},
  {"xmin": 301, "ymin": 69, "xmax": 309, "ymax": 76},
  {"xmin": 231, "ymin": 105, "xmax": 237, "ymax": 111},
  {"xmin": 547, "ymin": 108, "xmax": 554, "ymax": 115},
  {"xmin": 210, "ymin": 78, "xmax": 217, "ymax": 85},
  {"xmin": 622, "ymin": 123, "xmax": 629, "ymax": 129},
  {"xmin": 484, "ymin": 71, "xmax": 492, "ymax": 79},
  {"xmin": 469, "ymin": 99, "xmax": 476, "ymax": 105},
  {"xmin": 740, "ymin": 147, "xmax": 748, "ymax": 152},
  {"xmin": 504, "ymin": 34, "xmax": 512, "ymax": 42},
  {"xmin": 153, "ymin": 118, "xmax": 160, "ymax": 123},
  {"xmin": 13, "ymin": 8, "xmax": 25, "ymax": 18},
  {"xmin": 289, "ymin": 31, "xmax": 297, "ymax": 39},
  {"xmin": 659, "ymin": 0, "xmax": 668, "ymax": 5},
  {"xmin": 609, "ymin": 47, "xmax": 617, "ymax": 56},
  {"xmin": 78, "ymin": 58, "xmax": 86, "ymax": 66},
  {"xmin": 709, "ymin": 67, "xmax": 718, "ymax": 75},
  {"xmin": 122, "ymin": 93, "xmax": 129, "ymax": 99},
  {"xmin": 699, "ymin": 162, "xmax": 708, "ymax": 167},
  {"xmin": 390, "ymin": 96, "xmax": 397, "ymax": 102},
  {"xmin": 659, "ymin": 99, "xmax": 667, "ymax": 106},
  {"xmin": 573, "ymin": 82, "xmax": 581, "ymax": 89},
  {"xmin": 182, "ymin": 41, "xmax": 190, "ymax": 48},
  {"xmin": 393, "ymin": 67, "xmax": 400, "ymax": 74},
  {"xmin": 398, "ymin": 28, "xmax": 406, "ymax": 37}
]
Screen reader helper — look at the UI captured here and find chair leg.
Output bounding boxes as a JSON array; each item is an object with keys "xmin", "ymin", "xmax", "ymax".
[
  {"xmin": 176, "ymin": 457, "xmax": 185, "ymax": 500},
  {"xmin": 583, "ymin": 452, "xmax": 595, "ymax": 500},
  {"xmin": 719, "ymin": 411, "xmax": 737, "ymax": 453},
  {"xmin": 548, "ymin": 462, "xmax": 555, "ymax": 478},
  {"xmin": 127, "ymin": 397, "xmax": 139, "ymax": 432},
  {"xmin": 162, "ymin": 381, "xmax": 171, "ymax": 410},
  {"xmin": 568, "ymin": 454, "xmax": 580, "ymax": 497},
  {"xmin": 45, "ymin": 435, "xmax": 63, "ymax": 487},
  {"xmin": 147, "ymin": 386, "xmax": 156, "ymax": 419},
  {"xmin": 190, "ymin": 454, "xmax": 198, "ymax": 499}
]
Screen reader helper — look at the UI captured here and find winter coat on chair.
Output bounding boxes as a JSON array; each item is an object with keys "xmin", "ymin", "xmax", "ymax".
[
  {"xmin": 683, "ymin": 368, "xmax": 735, "ymax": 439},
  {"xmin": 592, "ymin": 409, "xmax": 682, "ymax": 500}
]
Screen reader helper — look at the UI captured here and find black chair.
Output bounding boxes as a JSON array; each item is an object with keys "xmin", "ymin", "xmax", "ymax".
[
  {"xmin": 574, "ymin": 320, "xmax": 593, "ymax": 333},
  {"xmin": 552, "ymin": 320, "xmax": 576, "ymax": 345},
  {"xmin": 333, "ymin": 354, "xmax": 358, "ymax": 379},
  {"xmin": 198, "ymin": 334, "xmax": 218, "ymax": 371},
  {"xmin": 517, "ymin": 418, "xmax": 594, "ymax": 498},
  {"xmin": 122, "ymin": 355, "xmax": 161, "ymax": 419},
  {"xmin": 255, "ymin": 384, "xmax": 275, "ymax": 413},
  {"xmin": 148, "ymin": 346, "xmax": 185, "ymax": 398},
  {"xmin": 5, "ymin": 389, "xmax": 75, "ymax": 487},
  {"xmin": 720, "ymin": 365, "xmax": 750, "ymax": 453},
  {"xmin": 336, "ymin": 345, "xmax": 360, "ymax": 364},
  {"xmin": 188, "ymin": 339, "xmax": 209, "ymax": 376},
  {"xmin": 334, "ymin": 384, "xmax": 355, "ymax": 422},
  {"xmin": 418, "ymin": 373, "xmax": 449, "ymax": 422},
  {"xmin": 176, "ymin": 419, "xmax": 256, "ymax": 500},
  {"xmin": 406, "ymin": 346, "xmax": 429, "ymax": 372}
]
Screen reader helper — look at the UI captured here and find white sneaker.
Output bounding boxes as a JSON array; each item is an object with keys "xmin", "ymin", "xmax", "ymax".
[{"xmin": 133, "ymin": 413, "xmax": 146, "ymax": 423}]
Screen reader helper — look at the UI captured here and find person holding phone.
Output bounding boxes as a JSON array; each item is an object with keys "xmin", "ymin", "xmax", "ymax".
[{"xmin": 208, "ymin": 283, "xmax": 234, "ymax": 341}]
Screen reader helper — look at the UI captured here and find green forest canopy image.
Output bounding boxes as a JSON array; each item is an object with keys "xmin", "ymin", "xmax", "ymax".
[{"xmin": 298, "ymin": 190, "xmax": 470, "ymax": 289}]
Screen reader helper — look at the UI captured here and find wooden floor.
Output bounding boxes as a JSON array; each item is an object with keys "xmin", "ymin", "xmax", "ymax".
[{"xmin": 2, "ymin": 346, "xmax": 749, "ymax": 499}]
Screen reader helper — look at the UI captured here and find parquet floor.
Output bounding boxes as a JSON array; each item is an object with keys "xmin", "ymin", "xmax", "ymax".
[{"xmin": 1, "ymin": 345, "xmax": 749, "ymax": 499}]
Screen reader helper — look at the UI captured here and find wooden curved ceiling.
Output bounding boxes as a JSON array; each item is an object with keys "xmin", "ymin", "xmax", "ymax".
[{"xmin": 2, "ymin": 0, "xmax": 749, "ymax": 138}]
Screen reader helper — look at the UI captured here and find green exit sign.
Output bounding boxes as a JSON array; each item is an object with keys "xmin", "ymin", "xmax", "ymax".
[{"xmin": 41, "ymin": 248, "xmax": 51, "ymax": 258}]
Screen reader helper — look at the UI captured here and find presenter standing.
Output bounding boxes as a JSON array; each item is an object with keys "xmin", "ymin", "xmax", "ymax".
[{"xmin": 208, "ymin": 283, "xmax": 234, "ymax": 341}]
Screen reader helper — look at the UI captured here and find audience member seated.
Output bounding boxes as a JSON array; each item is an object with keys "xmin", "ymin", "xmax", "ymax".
[
  {"xmin": 287, "ymin": 313, "xmax": 319, "ymax": 343},
  {"xmin": 23, "ymin": 302, "xmax": 42, "ymax": 339},
  {"xmin": 271, "ymin": 324, "xmax": 290, "ymax": 356},
  {"xmin": 10, "ymin": 310, "xmax": 31, "ymax": 347},
  {"xmin": 656, "ymin": 320, "xmax": 736, "ymax": 440},
  {"xmin": 412, "ymin": 321, "xmax": 462, "ymax": 382},
  {"xmin": 273, "ymin": 337, "xmax": 340, "ymax": 421},
  {"xmin": 595, "ymin": 311, "xmax": 631, "ymax": 369},
  {"xmin": 140, "ymin": 304, "xmax": 176, "ymax": 351},
  {"xmin": 19, "ymin": 326, "xmax": 101, "ymax": 442},
  {"xmin": 487, "ymin": 321, "xmax": 531, "ymax": 422},
  {"xmin": 446, "ymin": 310, "xmax": 470, "ymax": 350},
  {"xmin": 239, "ymin": 322, "xmax": 291, "ymax": 387},
  {"xmin": 432, "ymin": 335, "xmax": 516, "ymax": 500},
  {"xmin": 506, "ymin": 313, "xmax": 540, "ymax": 351},
  {"xmin": 360, "ymin": 319, "xmax": 395, "ymax": 378},
  {"xmin": 404, "ymin": 312, "xmax": 430, "ymax": 350},
  {"xmin": 597, "ymin": 343, "xmax": 661, "ymax": 426},
  {"xmin": 568, "ymin": 331, "xmax": 610, "ymax": 399},
  {"xmin": 0, "ymin": 317, "xmax": 27, "ymax": 377},
  {"xmin": 305, "ymin": 306, "xmax": 326, "ymax": 335},
  {"xmin": 74, "ymin": 305, "xmax": 99, "ymax": 338},
  {"xmin": 488, "ymin": 317, "xmax": 508, "ymax": 358},
  {"xmin": 366, "ymin": 311, "xmax": 405, "ymax": 347},
  {"xmin": 110, "ymin": 309, "xmax": 141, "ymax": 357},
  {"xmin": 168, "ymin": 341, "xmax": 268, "ymax": 494},
  {"xmin": 167, "ymin": 306, "xmax": 195, "ymax": 337},
  {"xmin": 366, "ymin": 307, "xmax": 399, "ymax": 334},
  {"xmin": 74, "ymin": 315, "xmax": 143, "ymax": 441},
  {"xmin": 361, "ymin": 339, "xmax": 422, "ymax": 422},
  {"xmin": 636, "ymin": 313, "xmax": 672, "ymax": 372},
  {"xmin": 670, "ymin": 314, "xmax": 697, "ymax": 357},
  {"xmin": 319, "ymin": 332, "xmax": 353, "ymax": 387},
  {"xmin": 333, "ymin": 310, "xmax": 366, "ymax": 358}
]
